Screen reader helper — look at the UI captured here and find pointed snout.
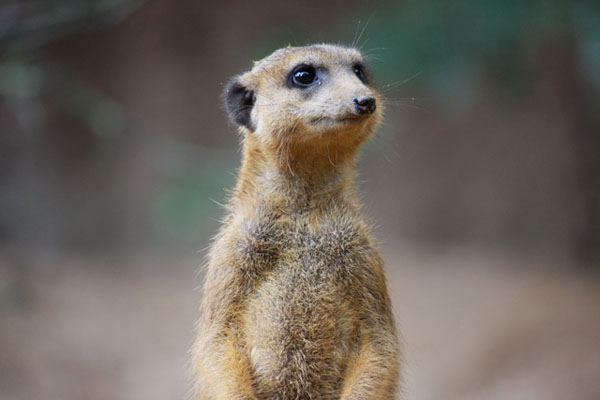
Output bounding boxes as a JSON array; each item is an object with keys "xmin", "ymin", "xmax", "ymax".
[{"xmin": 353, "ymin": 96, "xmax": 376, "ymax": 115}]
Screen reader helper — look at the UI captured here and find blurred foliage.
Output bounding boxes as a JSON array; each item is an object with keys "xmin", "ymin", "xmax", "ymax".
[
  {"xmin": 0, "ymin": 59, "xmax": 126, "ymax": 138},
  {"xmin": 0, "ymin": 0, "xmax": 141, "ymax": 137},
  {"xmin": 0, "ymin": 0, "xmax": 145, "ymax": 53},
  {"xmin": 49, "ymin": 63, "xmax": 126, "ymax": 138},
  {"xmin": 152, "ymin": 152, "xmax": 236, "ymax": 243},
  {"xmin": 0, "ymin": 61, "xmax": 43, "ymax": 100},
  {"xmin": 355, "ymin": 1, "xmax": 600, "ymax": 98}
]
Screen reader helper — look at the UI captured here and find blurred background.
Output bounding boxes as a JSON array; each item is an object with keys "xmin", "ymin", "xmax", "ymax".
[{"xmin": 1, "ymin": 0, "xmax": 599, "ymax": 399}]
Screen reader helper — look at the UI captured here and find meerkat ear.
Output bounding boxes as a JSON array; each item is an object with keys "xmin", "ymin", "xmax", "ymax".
[{"xmin": 223, "ymin": 77, "xmax": 256, "ymax": 131}]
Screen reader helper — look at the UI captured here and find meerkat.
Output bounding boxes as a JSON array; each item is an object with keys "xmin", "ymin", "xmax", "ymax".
[{"xmin": 192, "ymin": 44, "xmax": 401, "ymax": 400}]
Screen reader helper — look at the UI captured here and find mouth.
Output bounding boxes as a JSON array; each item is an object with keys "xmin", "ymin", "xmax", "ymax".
[{"xmin": 310, "ymin": 114, "xmax": 368, "ymax": 125}]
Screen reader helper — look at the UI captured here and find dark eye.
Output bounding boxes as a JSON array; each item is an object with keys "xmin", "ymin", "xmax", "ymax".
[
  {"xmin": 290, "ymin": 64, "xmax": 318, "ymax": 87},
  {"xmin": 353, "ymin": 64, "xmax": 367, "ymax": 84}
]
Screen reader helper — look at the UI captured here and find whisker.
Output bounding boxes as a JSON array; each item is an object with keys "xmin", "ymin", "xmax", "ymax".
[
  {"xmin": 379, "ymin": 72, "xmax": 422, "ymax": 92},
  {"xmin": 356, "ymin": 11, "xmax": 376, "ymax": 50},
  {"xmin": 351, "ymin": 19, "xmax": 362, "ymax": 48},
  {"xmin": 385, "ymin": 101, "xmax": 430, "ymax": 112}
]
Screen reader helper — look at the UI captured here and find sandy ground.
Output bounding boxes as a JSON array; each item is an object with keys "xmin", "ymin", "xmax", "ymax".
[{"xmin": 1, "ymin": 248, "xmax": 599, "ymax": 400}]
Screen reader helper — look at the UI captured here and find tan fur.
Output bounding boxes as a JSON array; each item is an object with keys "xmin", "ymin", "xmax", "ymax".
[{"xmin": 192, "ymin": 44, "xmax": 401, "ymax": 399}]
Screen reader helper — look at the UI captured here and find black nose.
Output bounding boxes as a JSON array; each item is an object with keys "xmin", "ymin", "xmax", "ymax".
[{"xmin": 353, "ymin": 96, "xmax": 376, "ymax": 114}]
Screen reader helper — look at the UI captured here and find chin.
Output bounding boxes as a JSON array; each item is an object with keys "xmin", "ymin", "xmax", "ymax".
[{"xmin": 310, "ymin": 115, "xmax": 370, "ymax": 132}]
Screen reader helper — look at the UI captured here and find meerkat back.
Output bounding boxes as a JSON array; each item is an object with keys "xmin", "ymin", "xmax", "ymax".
[{"xmin": 192, "ymin": 44, "xmax": 401, "ymax": 400}]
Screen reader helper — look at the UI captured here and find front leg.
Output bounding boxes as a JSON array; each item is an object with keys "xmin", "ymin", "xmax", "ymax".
[
  {"xmin": 340, "ymin": 258, "xmax": 402, "ymax": 399},
  {"xmin": 193, "ymin": 330, "xmax": 257, "ymax": 400},
  {"xmin": 340, "ymin": 329, "xmax": 401, "ymax": 400},
  {"xmin": 192, "ymin": 258, "xmax": 258, "ymax": 400}
]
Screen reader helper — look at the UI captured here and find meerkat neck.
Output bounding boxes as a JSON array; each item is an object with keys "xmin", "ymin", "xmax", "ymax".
[{"xmin": 233, "ymin": 135, "xmax": 358, "ymax": 210}]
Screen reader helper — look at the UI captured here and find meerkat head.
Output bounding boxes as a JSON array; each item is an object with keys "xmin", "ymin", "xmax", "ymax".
[{"xmin": 224, "ymin": 44, "xmax": 382, "ymax": 165}]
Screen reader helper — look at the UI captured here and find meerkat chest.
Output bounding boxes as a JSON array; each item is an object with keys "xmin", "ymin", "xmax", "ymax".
[
  {"xmin": 232, "ymin": 212, "xmax": 371, "ymax": 282},
  {"xmin": 239, "ymin": 216, "xmax": 361, "ymax": 389}
]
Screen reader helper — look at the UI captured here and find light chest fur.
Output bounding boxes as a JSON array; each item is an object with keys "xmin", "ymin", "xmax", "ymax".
[{"xmin": 207, "ymin": 194, "xmax": 386, "ymax": 398}]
